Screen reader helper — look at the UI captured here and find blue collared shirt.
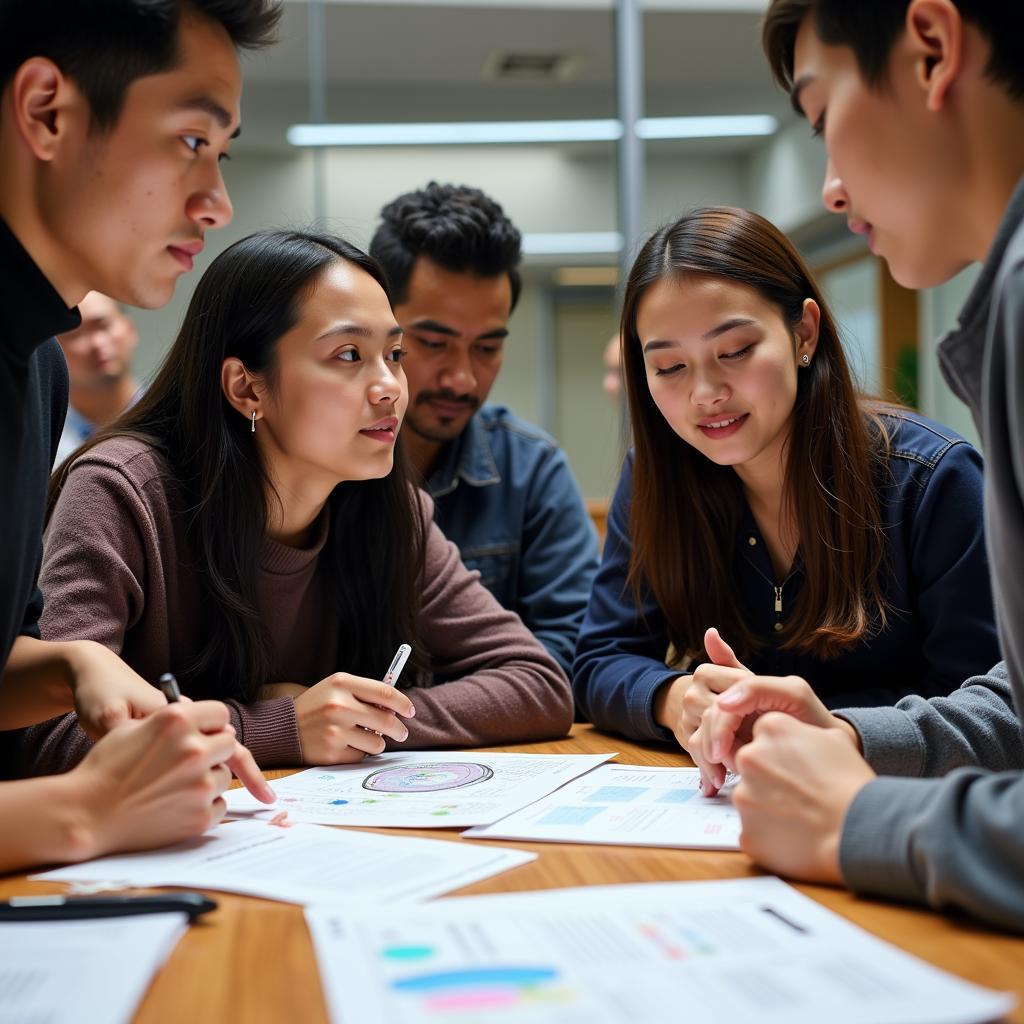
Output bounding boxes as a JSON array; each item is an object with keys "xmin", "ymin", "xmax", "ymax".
[
  {"xmin": 55, "ymin": 385, "xmax": 145, "ymax": 465},
  {"xmin": 55, "ymin": 403, "xmax": 95, "ymax": 464},
  {"xmin": 573, "ymin": 410, "xmax": 1001, "ymax": 742},
  {"xmin": 425, "ymin": 405, "xmax": 599, "ymax": 675}
]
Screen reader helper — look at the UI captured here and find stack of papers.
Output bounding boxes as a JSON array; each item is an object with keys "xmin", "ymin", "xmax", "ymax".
[
  {"xmin": 23, "ymin": 751, "xmax": 1013, "ymax": 1024},
  {"xmin": 306, "ymin": 877, "xmax": 1015, "ymax": 1024},
  {"xmin": 0, "ymin": 914, "xmax": 186, "ymax": 1024},
  {"xmin": 225, "ymin": 751, "xmax": 614, "ymax": 828},
  {"xmin": 32, "ymin": 821, "xmax": 535, "ymax": 905}
]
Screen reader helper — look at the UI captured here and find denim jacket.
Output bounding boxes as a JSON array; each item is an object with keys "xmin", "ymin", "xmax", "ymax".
[
  {"xmin": 426, "ymin": 405, "xmax": 598, "ymax": 675},
  {"xmin": 573, "ymin": 410, "xmax": 1000, "ymax": 743}
]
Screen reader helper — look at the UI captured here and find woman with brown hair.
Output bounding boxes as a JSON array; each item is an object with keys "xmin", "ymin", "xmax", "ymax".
[{"xmin": 572, "ymin": 206, "xmax": 998, "ymax": 755}]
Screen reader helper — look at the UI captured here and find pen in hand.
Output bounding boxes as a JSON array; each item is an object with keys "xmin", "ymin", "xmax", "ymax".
[
  {"xmin": 383, "ymin": 644, "xmax": 412, "ymax": 688},
  {"xmin": 158, "ymin": 671, "xmax": 276, "ymax": 803},
  {"xmin": 370, "ymin": 644, "xmax": 413, "ymax": 738},
  {"xmin": 159, "ymin": 672, "xmax": 181, "ymax": 703}
]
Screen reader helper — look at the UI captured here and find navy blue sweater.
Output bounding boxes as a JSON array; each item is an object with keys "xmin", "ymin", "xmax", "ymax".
[{"xmin": 573, "ymin": 411, "xmax": 1000, "ymax": 743}]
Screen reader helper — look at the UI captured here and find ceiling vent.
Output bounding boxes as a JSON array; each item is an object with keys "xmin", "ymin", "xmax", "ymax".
[{"xmin": 482, "ymin": 51, "xmax": 581, "ymax": 82}]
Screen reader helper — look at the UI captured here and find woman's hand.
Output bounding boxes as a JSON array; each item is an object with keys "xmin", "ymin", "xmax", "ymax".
[
  {"xmin": 653, "ymin": 628, "xmax": 749, "ymax": 754},
  {"xmin": 680, "ymin": 628, "xmax": 752, "ymax": 752},
  {"xmin": 293, "ymin": 672, "xmax": 416, "ymax": 765}
]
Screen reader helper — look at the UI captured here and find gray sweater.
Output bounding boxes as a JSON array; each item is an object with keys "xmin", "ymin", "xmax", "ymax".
[{"xmin": 837, "ymin": 177, "xmax": 1024, "ymax": 932}]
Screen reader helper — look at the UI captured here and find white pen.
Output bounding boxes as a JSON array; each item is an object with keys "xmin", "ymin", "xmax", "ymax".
[
  {"xmin": 370, "ymin": 644, "xmax": 413, "ymax": 740},
  {"xmin": 382, "ymin": 643, "xmax": 412, "ymax": 688}
]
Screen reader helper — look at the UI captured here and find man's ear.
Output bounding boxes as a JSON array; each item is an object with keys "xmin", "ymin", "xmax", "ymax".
[
  {"xmin": 221, "ymin": 356, "xmax": 264, "ymax": 426},
  {"xmin": 906, "ymin": 0, "xmax": 964, "ymax": 113},
  {"xmin": 8, "ymin": 57, "xmax": 86, "ymax": 162}
]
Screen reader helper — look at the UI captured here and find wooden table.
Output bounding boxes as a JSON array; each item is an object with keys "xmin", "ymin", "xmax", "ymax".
[{"xmin": 4, "ymin": 725, "xmax": 1023, "ymax": 1022}]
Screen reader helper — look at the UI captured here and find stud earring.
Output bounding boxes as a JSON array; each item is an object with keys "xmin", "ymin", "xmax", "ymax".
[
  {"xmin": 801, "ymin": 354, "xmax": 810, "ymax": 366},
  {"xmin": 251, "ymin": 410, "xmax": 257, "ymax": 433}
]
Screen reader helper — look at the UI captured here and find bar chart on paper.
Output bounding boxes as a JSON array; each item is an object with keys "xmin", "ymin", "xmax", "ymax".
[
  {"xmin": 307, "ymin": 879, "xmax": 1015, "ymax": 1024},
  {"xmin": 465, "ymin": 763, "xmax": 740, "ymax": 849}
]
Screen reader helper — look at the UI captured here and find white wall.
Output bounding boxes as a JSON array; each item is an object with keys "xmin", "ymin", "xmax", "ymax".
[
  {"xmin": 552, "ymin": 295, "xmax": 624, "ymax": 499},
  {"xmin": 818, "ymin": 258, "xmax": 881, "ymax": 394},
  {"xmin": 744, "ymin": 119, "xmax": 827, "ymax": 233}
]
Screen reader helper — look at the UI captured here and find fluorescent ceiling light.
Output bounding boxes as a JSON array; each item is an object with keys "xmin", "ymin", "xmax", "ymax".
[
  {"xmin": 287, "ymin": 115, "xmax": 777, "ymax": 148},
  {"xmin": 522, "ymin": 232, "xmax": 623, "ymax": 256},
  {"xmin": 289, "ymin": 1, "xmax": 769, "ymax": 10},
  {"xmin": 638, "ymin": 115, "xmax": 778, "ymax": 138},
  {"xmin": 287, "ymin": 120, "xmax": 621, "ymax": 147}
]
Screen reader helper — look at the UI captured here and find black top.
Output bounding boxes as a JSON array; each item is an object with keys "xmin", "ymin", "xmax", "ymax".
[{"xmin": 0, "ymin": 217, "xmax": 76, "ymax": 671}]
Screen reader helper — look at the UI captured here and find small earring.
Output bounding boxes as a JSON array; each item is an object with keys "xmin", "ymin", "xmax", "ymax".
[
  {"xmin": 251, "ymin": 410, "xmax": 257, "ymax": 433},
  {"xmin": 801, "ymin": 354, "xmax": 810, "ymax": 366}
]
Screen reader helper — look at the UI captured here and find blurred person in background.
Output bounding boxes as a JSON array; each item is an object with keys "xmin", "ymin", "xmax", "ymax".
[
  {"xmin": 55, "ymin": 292, "xmax": 143, "ymax": 463},
  {"xmin": 602, "ymin": 333, "xmax": 622, "ymax": 403}
]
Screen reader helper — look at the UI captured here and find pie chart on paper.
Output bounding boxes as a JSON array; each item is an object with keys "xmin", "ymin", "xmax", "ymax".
[{"xmin": 362, "ymin": 762, "xmax": 495, "ymax": 793}]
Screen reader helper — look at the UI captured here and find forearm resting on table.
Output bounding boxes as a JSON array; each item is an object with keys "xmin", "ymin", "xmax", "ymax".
[{"xmin": 0, "ymin": 635, "xmax": 85, "ymax": 729}]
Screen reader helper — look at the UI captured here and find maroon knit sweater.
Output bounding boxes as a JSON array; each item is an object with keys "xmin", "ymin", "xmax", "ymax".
[{"xmin": 14, "ymin": 437, "xmax": 572, "ymax": 772}]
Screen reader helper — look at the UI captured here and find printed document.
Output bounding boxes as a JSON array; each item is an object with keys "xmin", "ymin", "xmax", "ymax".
[
  {"xmin": 225, "ymin": 751, "xmax": 614, "ymax": 827},
  {"xmin": 0, "ymin": 913, "xmax": 185, "ymax": 1024},
  {"xmin": 32, "ymin": 821, "xmax": 534, "ymax": 905},
  {"xmin": 306, "ymin": 876, "xmax": 1014, "ymax": 1024},
  {"xmin": 466, "ymin": 763, "xmax": 740, "ymax": 849}
]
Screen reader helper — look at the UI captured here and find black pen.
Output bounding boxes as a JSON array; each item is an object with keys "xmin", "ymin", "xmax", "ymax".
[
  {"xmin": 0, "ymin": 892, "xmax": 217, "ymax": 922},
  {"xmin": 159, "ymin": 672, "xmax": 181, "ymax": 703}
]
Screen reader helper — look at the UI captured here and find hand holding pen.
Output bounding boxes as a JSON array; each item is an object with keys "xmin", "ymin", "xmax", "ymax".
[
  {"xmin": 370, "ymin": 644, "xmax": 412, "ymax": 737},
  {"xmin": 56, "ymin": 678, "xmax": 274, "ymax": 861},
  {"xmin": 289, "ymin": 648, "xmax": 416, "ymax": 765},
  {"xmin": 382, "ymin": 644, "xmax": 412, "ymax": 688},
  {"xmin": 159, "ymin": 673, "xmax": 274, "ymax": 804}
]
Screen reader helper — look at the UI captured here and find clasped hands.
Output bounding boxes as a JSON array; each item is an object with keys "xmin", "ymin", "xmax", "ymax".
[{"xmin": 654, "ymin": 627, "xmax": 876, "ymax": 883}]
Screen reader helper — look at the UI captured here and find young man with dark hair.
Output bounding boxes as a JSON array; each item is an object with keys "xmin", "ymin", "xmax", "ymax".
[
  {"xmin": 370, "ymin": 182, "xmax": 598, "ymax": 677},
  {"xmin": 0, "ymin": 0, "xmax": 279, "ymax": 869},
  {"xmin": 691, "ymin": 0, "xmax": 1024, "ymax": 931}
]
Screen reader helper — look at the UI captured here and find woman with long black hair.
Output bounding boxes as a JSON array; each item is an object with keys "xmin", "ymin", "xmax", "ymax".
[{"xmin": 18, "ymin": 230, "xmax": 571, "ymax": 772}]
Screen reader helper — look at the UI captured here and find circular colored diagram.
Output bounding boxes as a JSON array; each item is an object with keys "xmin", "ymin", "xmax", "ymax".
[{"xmin": 362, "ymin": 762, "xmax": 494, "ymax": 793}]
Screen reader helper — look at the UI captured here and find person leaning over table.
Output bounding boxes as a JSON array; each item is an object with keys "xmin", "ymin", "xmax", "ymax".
[
  {"xmin": 690, "ymin": 0, "xmax": 1024, "ymax": 934},
  {"xmin": 0, "ymin": 0, "xmax": 279, "ymax": 873}
]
